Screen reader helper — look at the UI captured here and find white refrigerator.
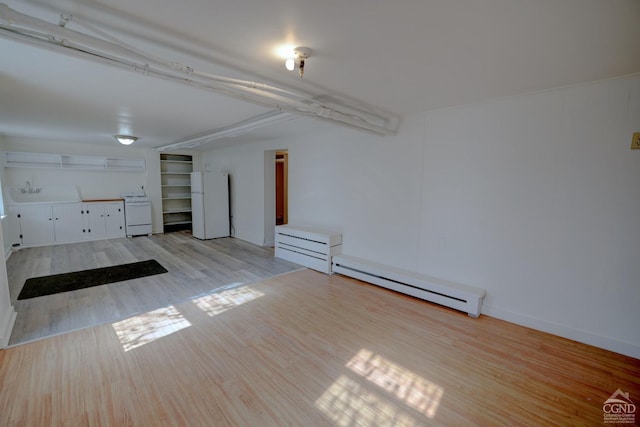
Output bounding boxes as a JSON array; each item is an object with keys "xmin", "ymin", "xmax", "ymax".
[{"xmin": 191, "ymin": 171, "xmax": 230, "ymax": 239}]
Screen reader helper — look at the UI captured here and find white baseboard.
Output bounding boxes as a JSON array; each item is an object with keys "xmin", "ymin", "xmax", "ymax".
[
  {"xmin": 483, "ymin": 304, "xmax": 640, "ymax": 359},
  {"xmin": 0, "ymin": 307, "xmax": 17, "ymax": 348}
]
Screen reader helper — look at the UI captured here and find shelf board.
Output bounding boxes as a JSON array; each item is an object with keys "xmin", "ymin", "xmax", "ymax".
[
  {"xmin": 162, "ymin": 196, "xmax": 191, "ymax": 200},
  {"xmin": 163, "ymin": 209, "xmax": 192, "ymax": 214},
  {"xmin": 163, "ymin": 220, "xmax": 192, "ymax": 226},
  {"xmin": 161, "ymin": 172, "xmax": 192, "ymax": 175},
  {"xmin": 5, "ymin": 151, "xmax": 145, "ymax": 172},
  {"xmin": 162, "ymin": 184, "xmax": 191, "ymax": 187},
  {"xmin": 105, "ymin": 165, "xmax": 144, "ymax": 172},
  {"xmin": 161, "ymin": 160, "xmax": 193, "ymax": 164}
]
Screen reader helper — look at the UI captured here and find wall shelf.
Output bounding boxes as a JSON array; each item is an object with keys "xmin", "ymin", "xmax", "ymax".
[
  {"xmin": 160, "ymin": 153, "xmax": 192, "ymax": 232},
  {"xmin": 163, "ymin": 220, "xmax": 192, "ymax": 226},
  {"xmin": 163, "ymin": 208, "xmax": 192, "ymax": 214},
  {"xmin": 162, "ymin": 195, "xmax": 191, "ymax": 200},
  {"xmin": 5, "ymin": 151, "xmax": 145, "ymax": 172}
]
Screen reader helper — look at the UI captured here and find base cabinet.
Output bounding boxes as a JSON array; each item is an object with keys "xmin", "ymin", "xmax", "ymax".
[
  {"xmin": 104, "ymin": 203, "xmax": 126, "ymax": 238},
  {"xmin": 82, "ymin": 202, "xmax": 125, "ymax": 240},
  {"xmin": 54, "ymin": 203, "xmax": 85, "ymax": 242},
  {"xmin": 13, "ymin": 201, "xmax": 125, "ymax": 247},
  {"xmin": 82, "ymin": 203, "xmax": 105, "ymax": 240},
  {"xmin": 16, "ymin": 205, "xmax": 57, "ymax": 245}
]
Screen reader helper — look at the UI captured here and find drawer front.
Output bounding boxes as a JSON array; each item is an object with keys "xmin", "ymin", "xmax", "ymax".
[
  {"xmin": 275, "ymin": 246, "xmax": 331, "ymax": 274},
  {"xmin": 276, "ymin": 233, "xmax": 329, "ymax": 255}
]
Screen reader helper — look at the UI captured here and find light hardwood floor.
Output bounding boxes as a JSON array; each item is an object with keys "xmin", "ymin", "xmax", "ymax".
[
  {"xmin": 1, "ymin": 266, "xmax": 639, "ymax": 425},
  {"xmin": 6, "ymin": 231, "xmax": 302, "ymax": 346}
]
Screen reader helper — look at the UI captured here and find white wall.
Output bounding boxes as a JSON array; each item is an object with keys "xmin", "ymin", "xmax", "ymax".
[
  {"xmin": 0, "ymin": 135, "xmax": 17, "ymax": 346},
  {"xmin": 0, "ymin": 135, "xmax": 15, "ymax": 339},
  {"xmin": 0, "ymin": 212, "xmax": 16, "ymax": 347},
  {"xmin": 202, "ymin": 75, "xmax": 640, "ymax": 358},
  {"xmin": 0, "ymin": 136, "xmax": 12, "ymax": 255}
]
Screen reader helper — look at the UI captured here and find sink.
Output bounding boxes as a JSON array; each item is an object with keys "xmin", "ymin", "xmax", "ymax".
[{"xmin": 7, "ymin": 185, "xmax": 81, "ymax": 204}]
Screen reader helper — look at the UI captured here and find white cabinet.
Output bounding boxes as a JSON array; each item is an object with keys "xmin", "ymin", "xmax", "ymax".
[
  {"xmin": 81, "ymin": 201, "xmax": 126, "ymax": 239},
  {"xmin": 160, "ymin": 153, "xmax": 193, "ymax": 232},
  {"xmin": 53, "ymin": 203, "xmax": 84, "ymax": 242},
  {"xmin": 82, "ymin": 203, "xmax": 105, "ymax": 240},
  {"xmin": 104, "ymin": 203, "xmax": 126, "ymax": 238},
  {"xmin": 17, "ymin": 205, "xmax": 56, "ymax": 245},
  {"xmin": 13, "ymin": 201, "xmax": 125, "ymax": 247},
  {"xmin": 17, "ymin": 203, "xmax": 83, "ymax": 245}
]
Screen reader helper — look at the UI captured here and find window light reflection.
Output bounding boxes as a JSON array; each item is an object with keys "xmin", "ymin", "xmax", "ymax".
[
  {"xmin": 112, "ymin": 305, "xmax": 191, "ymax": 352},
  {"xmin": 192, "ymin": 284, "xmax": 264, "ymax": 317},
  {"xmin": 316, "ymin": 375, "xmax": 420, "ymax": 427},
  {"xmin": 346, "ymin": 349, "xmax": 443, "ymax": 419}
]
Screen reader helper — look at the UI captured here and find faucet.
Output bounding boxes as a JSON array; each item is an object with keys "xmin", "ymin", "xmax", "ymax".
[{"xmin": 20, "ymin": 181, "xmax": 41, "ymax": 194}]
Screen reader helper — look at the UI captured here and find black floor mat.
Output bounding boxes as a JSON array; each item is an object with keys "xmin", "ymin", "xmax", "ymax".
[{"xmin": 18, "ymin": 260, "xmax": 168, "ymax": 300}]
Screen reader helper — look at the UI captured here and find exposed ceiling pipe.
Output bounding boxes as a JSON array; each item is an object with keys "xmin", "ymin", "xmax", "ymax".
[
  {"xmin": 156, "ymin": 111, "xmax": 297, "ymax": 151},
  {"xmin": 70, "ymin": 16, "xmax": 315, "ymax": 104},
  {"xmin": 0, "ymin": 3, "xmax": 397, "ymax": 137}
]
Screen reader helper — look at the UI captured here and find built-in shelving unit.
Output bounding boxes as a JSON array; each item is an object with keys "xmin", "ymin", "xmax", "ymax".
[
  {"xmin": 4, "ymin": 151, "xmax": 145, "ymax": 172},
  {"xmin": 160, "ymin": 153, "xmax": 193, "ymax": 232}
]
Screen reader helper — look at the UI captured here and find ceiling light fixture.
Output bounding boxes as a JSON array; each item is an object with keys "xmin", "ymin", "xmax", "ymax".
[
  {"xmin": 114, "ymin": 135, "xmax": 138, "ymax": 145},
  {"xmin": 285, "ymin": 47, "xmax": 312, "ymax": 78}
]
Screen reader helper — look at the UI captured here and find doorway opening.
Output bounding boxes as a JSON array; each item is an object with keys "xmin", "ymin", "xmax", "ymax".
[{"xmin": 275, "ymin": 151, "xmax": 288, "ymax": 226}]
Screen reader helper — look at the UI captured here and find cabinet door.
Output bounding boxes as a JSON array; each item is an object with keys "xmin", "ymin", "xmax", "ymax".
[
  {"xmin": 18, "ymin": 205, "xmax": 55, "ymax": 245},
  {"xmin": 104, "ymin": 202, "xmax": 125, "ymax": 238},
  {"xmin": 53, "ymin": 203, "xmax": 83, "ymax": 243},
  {"xmin": 6, "ymin": 207, "xmax": 22, "ymax": 247},
  {"xmin": 83, "ymin": 203, "xmax": 106, "ymax": 240}
]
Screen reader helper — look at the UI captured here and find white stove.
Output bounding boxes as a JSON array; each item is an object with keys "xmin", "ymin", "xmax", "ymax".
[
  {"xmin": 122, "ymin": 191, "xmax": 152, "ymax": 237},
  {"xmin": 122, "ymin": 191, "xmax": 149, "ymax": 203}
]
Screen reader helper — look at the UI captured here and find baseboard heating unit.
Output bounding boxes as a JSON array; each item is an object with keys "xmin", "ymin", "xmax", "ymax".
[
  {"xmin": 275, "ymin": 225, "xmax": 342, "ymax": 274},
  {"xmin": 332, "ymin": 255, "xmax": 486, "ymax": 317}
]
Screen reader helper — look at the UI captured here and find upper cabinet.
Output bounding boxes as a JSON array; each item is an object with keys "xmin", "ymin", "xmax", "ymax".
[{"xmin": 4, "ymin": 151, "xmax": 145, "ymax": 172}]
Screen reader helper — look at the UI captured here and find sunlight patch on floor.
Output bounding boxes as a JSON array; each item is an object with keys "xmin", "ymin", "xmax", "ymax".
[
  {"xmin": 347, "ymin": 349, "xmax": 443, "ymax": 418},
  {"xmin": 315, "ymin": 348, "xmax": 444, "ymax": 425},
  {"xmin": 192, "ymin": 284, "xmax": 264, "ymax": 317},
  {"xmin": 112, "ymin": 305, "xmax": 191, "ymax": 352},
  {"xmin": 315, "ymin": 375, "xmax": 420, "ymax": 427}
]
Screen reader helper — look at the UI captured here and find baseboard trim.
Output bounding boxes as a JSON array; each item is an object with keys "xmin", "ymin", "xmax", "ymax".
[{"xmin": 483, "ymin": 304, "xmax": 639, "ymax": 359}]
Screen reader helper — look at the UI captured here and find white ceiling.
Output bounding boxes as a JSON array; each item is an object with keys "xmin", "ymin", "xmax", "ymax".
[{"xmin": 1, "ymin": 0, "xmax": 639, "ymax": 150}]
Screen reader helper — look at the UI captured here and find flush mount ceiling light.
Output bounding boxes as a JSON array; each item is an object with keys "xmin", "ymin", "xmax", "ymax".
[
  {"xmin": 114, "ymin": 135, "xmax": 138, "ymax": 145},
  {"xmin": 284, "ymin": 47, "xmax": 312, "ymax": 78}
]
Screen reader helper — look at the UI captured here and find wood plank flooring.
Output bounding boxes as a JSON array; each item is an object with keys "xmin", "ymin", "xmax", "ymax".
[
  {"xmin": 0, "ymin": 268, "xmax": 638, "ymax": 426},
  {"xmin": 6, "ymin": 231, "xmax": 302, "ymax": 346}
]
